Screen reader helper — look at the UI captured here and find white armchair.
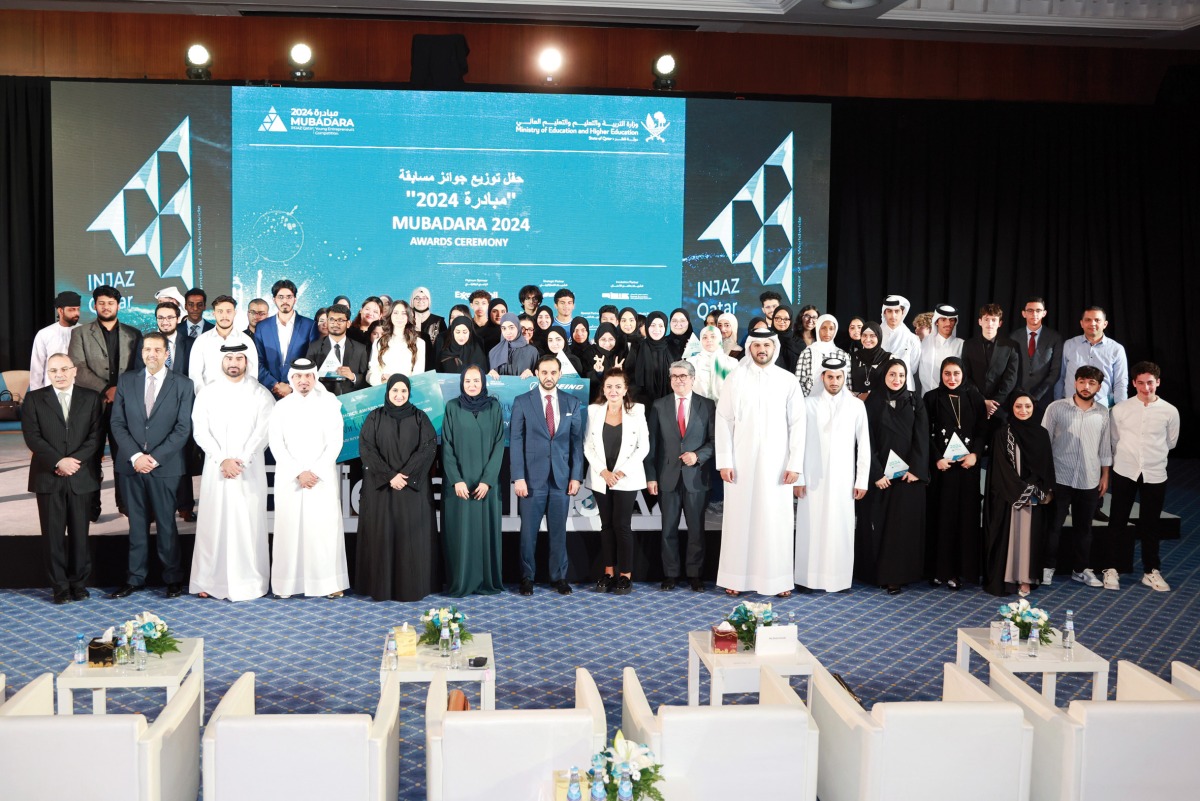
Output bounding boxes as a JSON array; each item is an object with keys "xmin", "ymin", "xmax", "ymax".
[
  {"xmin": 1170, "ymin": 661, "xmax": 1200, "ymax": 698},
  {"xmin": 621, "ymin": 666, "xmax": 818, "ymax": 800},
  {"xmin": 0, "ymin": 672, "xmax": 201, "ymax": 801},
  {"xmin": 202, "ymin": 671, "xmax": 400, "ymax": 801},
  {"xmin": 425, "ymin": 667, "xmax": 606, "ymax": 801},
  {"xmin": 0, "ymin": 673, "xmax": 5, "ymax": 708},
  {"xmin": 990, "ymin": 660, "xmax": 1200, "ymax": 801},
  {"xmin": 811, "ymin": 662, "xmax": 1032, "ymax": 801}
]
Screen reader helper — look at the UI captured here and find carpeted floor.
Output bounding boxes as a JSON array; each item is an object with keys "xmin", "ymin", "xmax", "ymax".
[{"xmin": 2, "ymin": 461, "xmax": 1198, "ymax": 800}]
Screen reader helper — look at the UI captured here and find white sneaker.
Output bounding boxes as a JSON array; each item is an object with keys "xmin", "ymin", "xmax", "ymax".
[
  {"xmin": 1072, "ymin": 569, "xmax": 1103, "ymax": 587},
  {"xmin": 1142, "ymin": 570, "xmax": 1171, "ymax": 592},
  {"xmin": 1042, "ymin": 568, "xmax": 1055, "ymax": 586},
  {"xmin": 1102, "ymin": 568, "xmax": 1120, "ymax": 590}
]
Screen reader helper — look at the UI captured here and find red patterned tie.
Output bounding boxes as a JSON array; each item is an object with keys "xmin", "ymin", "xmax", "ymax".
[
  {"xmin": 1028, "ymin": 331, "xmax": 1036, "ymax": 358},
  {"xmin": 677, "ymin": 397, "xmax": 686, "ymax": 438},
  {"xmin": 545, "ymin": 394, "xmax": 555, "ymax": 438}
]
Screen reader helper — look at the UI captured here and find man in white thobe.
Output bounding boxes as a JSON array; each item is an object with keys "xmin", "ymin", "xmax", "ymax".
[
  {"xmin": 268, "ymin": 358, "xmax": 349, "ymax": 599},
  {"xmin": 29, "ymin": 292, "xmax": 81, "ymax": 390},
  {"xmin": 881, "ymin": 294, "xmax": 920, "ymax": 391},
  {"xmin": 917, "ymin": 304, "xmax": 962, "ymax": 396},
  {"xmin": 794, "ymin": 358, "xmax": 871, "ymax": 592},
  {"xmin": 715, "ymin": 329, "xmax": 806, "ymax": 596},
  {"xmin": 188, "ymin": 295, "xmax": 259, "ymax": 393},
  {"xmin": 189, "ymin": 342, "xmax": 275, "ymax": 601}
]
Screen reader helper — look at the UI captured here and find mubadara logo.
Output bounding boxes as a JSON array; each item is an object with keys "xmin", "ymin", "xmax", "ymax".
[{"xmin": 259, "ymin": 107, "xmax": 287, "ymax": 132}]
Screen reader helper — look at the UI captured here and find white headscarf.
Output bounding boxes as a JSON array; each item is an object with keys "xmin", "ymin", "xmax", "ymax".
[
  {"xmin": 805, "ymin": 314, "xmax": 842, "ymax": 362},
  {"xmin": 411, "ymin": 286, "xmax": 432, "ymax": 329},
  {"xmin": 880, "ymin": 294, "xmax": 912, "ymax": 353},
  {"xmin": 717, "ymin": 312, "xmax": 740, "ymax": 356},
  {"xmin": 286, "ymin": 358, "xmax": 335, "ymax": 402}
]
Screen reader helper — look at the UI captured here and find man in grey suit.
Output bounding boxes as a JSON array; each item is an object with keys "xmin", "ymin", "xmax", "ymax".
[
  {"xmin": 646, "ymin": 360, "xmax": 715, "ymax": 592},
  {"xmin": 68, "ymin": 284, "xmax": 140, "ymax": 520},
  {"xmin": 510, "ymin": 353, "xmax": 586, "ymax": 596},
  {"xmin": 109, "ymin": 332, "xmax": 195, "ymax": 599},
  {"xmin": 1013, "ymin": 296, "xmax": 1063, "ymax": 423}
]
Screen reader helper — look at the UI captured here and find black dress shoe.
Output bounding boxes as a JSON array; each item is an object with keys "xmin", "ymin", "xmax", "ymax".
[
  {"xmin": 688, "ymin": 577, "xmax": 706, "ymax": 592},
  {"xmin": 660, "ymin": 577, "xmax": 677, "ymax": 591},
  {"xmin": 595, "ymin": 574, "xmax": 614, "ymax": 593},
  {"xmin": 886, "ymin": 584, "xmax": 902, "ymax": 595},
  {"xmin": 1093, "ymin": 509, "xmax": 1109, "ymax": 522},
  {"xmin": 70, "ymin": 587, "xmax": 90, "ymax": 601},
  {"xmin": 178, "ymin": 510, "xmax": 196, "ymax": 523},
  {"xmin": 519, "ymin": 578, "xmax": 534, "ymax": 596},
  {"xmin": 109, "ymin": 583, "xmax": 144, "ymax": 599},
  {"xmin": 165, "ymin": 583, "xmax": 183, "ymax": 598},
  {"xmin": 52, "ymin": 590, "xmax": 72, "ymax": 605},
  {"xmin": 552, "ymin": 579, "xmax": 573, "ymax": 595},
  {"xmin": 611, "ymin": 576, "xmax": 632, "ymax": 596}
]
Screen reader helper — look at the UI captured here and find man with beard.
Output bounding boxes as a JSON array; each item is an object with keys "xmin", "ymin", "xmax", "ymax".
[
  {"xmin": 715, "ymin": 328, "xmax": 806, "ymax": 597},
  {"xmin": 189, "ymin": 295, "xmax": 259, "ymax": 392},
  {"xmin": 1041, "ymin": 365, "xmax": 1112, "ymax": 588},
  {"xmin": 410, "ymin": 286, "xmax": 445, "ymax": 371},
  {"xmin": 30, "ymin": 291, "xmax": 81, "ymax": 390},
  {"xmin": 255, "ymin": 278, "xmax": 319, "ymax": 399},
  {"xmin": 189, "ymin": 342, "xmax": 275, "ymax": 601},
  {"xmin": 1058, "ymin": 306, "xmax": 1129, "ymax": 409},
  {"xmin": 305, "ymin": 304, "xmax": 368, "ymax": 394},
  {"xmin": 244, "ymin": 298, "xmax": 270, "ymax": 336}
]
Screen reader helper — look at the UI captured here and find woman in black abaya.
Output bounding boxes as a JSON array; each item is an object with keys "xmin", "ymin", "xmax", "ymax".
[
  {"xmin": 354, "ymin": 374, "xmax": 439, "ymax": 602},
  {"xmin": 628, "ymin": 310, "xmax": 673, "ymax": 404}
]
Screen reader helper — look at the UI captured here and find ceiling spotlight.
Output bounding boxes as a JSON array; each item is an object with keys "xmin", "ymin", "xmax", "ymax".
[
  {"xmin": 185, "ymin": 44, "xmax": 211, "ymax": 81},
  {"xmin": 538, "ymin": 47, "xmax": 563, "ymax": 84},
  {"xmin": 652, "ymin": 54, "xmax": 676, "ymax": 91},
  {"xmin": 289, "ymin": 43, "xmax": 314, "ymax": 81}
]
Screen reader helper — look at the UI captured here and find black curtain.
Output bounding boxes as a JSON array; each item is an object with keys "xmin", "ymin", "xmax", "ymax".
[
  {"xmin": 830, "ymin": 99, "xmax": 1200, "ymax": 452},
  {"xmin": 1, "ymin": 77, "xmax": 55, "ymax": 372}
]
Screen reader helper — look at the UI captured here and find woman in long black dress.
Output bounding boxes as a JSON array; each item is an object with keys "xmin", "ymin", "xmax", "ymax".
[
  {"xmin": 924, "ymin": 356, "xmax": 988, "ymax": 589},
  {"xmin": 983, "ymin": 393, "xmax": 1056, "ymax": 597},
  {"xmin": 587, "ymin": 322, "xmax": 625, "ymax": 401},
  {"xmin": 850, "ymin": 322, "xmax": 890, "ymax": 400},
  {"xmin": 569, "ymin": 316, "xmax": 595, "ymax": 367},
  {"xmin": 855, "ymin": 358, "xmax": 929, "ymax": 594},
  {"xmin": 628, "ymin": 310, "xmax": 673, "ymax": 404},
  {"xmin": 355, "ymin": 374, "xmax": 439, "ymax": 602},
  {"xmin": 437, "ymin": 316, "xmax": 486, "ymax": 375}
]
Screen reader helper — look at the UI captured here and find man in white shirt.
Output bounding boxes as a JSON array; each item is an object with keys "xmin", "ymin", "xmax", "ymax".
[
  {"xmin": 29, "ymin": 291, "xmax": 81, "ymax": 391},
  {"xmin": 188, "ymin": 295, "xmax": 258, "ymax": 393},
  {"xmin": 1102, "ymin": 361, "xmax": 1180, "ymax": 592},
  {"xmin": 917, "ymin": 304, "xmax": 962, "ymax": 396},
  {"xmin": 880, "ymin": 294, "xmax": 920, "ymax": 390}
]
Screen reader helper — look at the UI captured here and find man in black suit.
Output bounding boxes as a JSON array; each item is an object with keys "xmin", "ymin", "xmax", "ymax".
[
  {"xmin": 22, "ymin": 354, "xmax": 104, "ymax": 604},
  {"xmin": 305, "ymin": 303, "xmax": 368, "ymax": 395},
  {"xmin": 182, "ymin": 288, "xmax": 215, "ymax": 339},
  {"xmin": 645, "ymin": 360, "xmax": 716, "ymax": 592},
  {"xmin": 1013, "ymin": 296, "xmax": 1063, "ymax": 423},
  {"xmin": 109, "ymin": 332, "xmax": 195, "ymax": 599},
  {"xmin": 962, "ymin": 303, "xmax": 1020, "ymax": 422}
]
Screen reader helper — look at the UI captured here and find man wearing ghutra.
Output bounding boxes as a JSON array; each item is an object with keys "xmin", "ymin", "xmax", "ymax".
[
  {"xmin": 189, "ymin": 341, "xmax": 275, "ymax": 601},
  {"xmin": 917, "ymin": 304, "xmax": 963, "ymax": 397},
  {"xmin": 880, "ymin": 294, "xmax": 920, "ymax": 391},
  {"xmin": 793, "ymin": 357, "xmax": 870, "ymax": 593},
  {"xmin": 715, "ymin": 328, "xmax": 806, "ymax": 597},
  {"xmin": 268, "ymin": 358, "xmax": 349, "ymax": 599}
]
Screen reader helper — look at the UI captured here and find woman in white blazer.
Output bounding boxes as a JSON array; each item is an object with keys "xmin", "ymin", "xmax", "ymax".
[{"xmin": 584, "ymin": 366, "xmax": 650, "ymax": 595}]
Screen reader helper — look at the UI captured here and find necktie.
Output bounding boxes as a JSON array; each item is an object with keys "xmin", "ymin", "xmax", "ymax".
[
  {"xmin": 1028, "ymin": 331, "xmax": 1036, "ymax": 359},
  {"xmin": 190, "ymin": 323, "xmax": 199, "ymax": 338},
  {"xmin": 334, "ymin": 342, "xmax": 342, "ymax": 363},
  {"xmin": 677, "ymin": 396, "xmax": 687, "ymax": 438},
  {"xmin": 145, "ymin": 373, "xmax": 156, "ymax": 416},
  {"xmin": 58, "ymin": 391, "xmax": 70, "ymax": 422},
  {"xmin": 166, "ymin": 342, "xmax": 173, "ymax": 370},
  {"xmin": 545, "ymin": 394, "xmax": 555, "ymax": 438}
]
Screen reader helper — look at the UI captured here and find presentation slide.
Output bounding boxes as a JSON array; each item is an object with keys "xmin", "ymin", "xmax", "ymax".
[{"xmin": 51, "ymin": 82, "xmax": 829, "ymax": 330}]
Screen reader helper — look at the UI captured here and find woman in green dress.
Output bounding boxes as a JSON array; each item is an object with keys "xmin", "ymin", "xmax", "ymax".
[{"xmin": 441, "ymin": 364, "xmax": 506, "ymax": 596}]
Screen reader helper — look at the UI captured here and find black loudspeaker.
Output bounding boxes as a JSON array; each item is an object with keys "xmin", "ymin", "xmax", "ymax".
[{"xmin": 410, "ymin": 34, "xmax": 470, "ymax": 90}]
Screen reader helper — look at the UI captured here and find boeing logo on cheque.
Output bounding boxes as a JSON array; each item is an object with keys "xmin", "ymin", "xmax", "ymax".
[{"xmin": 259, "ymin": 105, "xmax": 355, "ymax": 135}]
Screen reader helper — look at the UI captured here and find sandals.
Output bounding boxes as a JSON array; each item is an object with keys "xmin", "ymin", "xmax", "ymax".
[{"xmin": 724, "ymin": 588, "xmax": 740, "ymax": 597}]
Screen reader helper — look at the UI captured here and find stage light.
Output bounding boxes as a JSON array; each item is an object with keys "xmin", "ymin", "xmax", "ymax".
[
  {"xmin": 538, "ymin": 47, "xmax": 563, "ymax": 84},
  {"xmin": 823, "ymin": 0, "xmax": 880, "ymax": 8},
  {"xmin": 185, "ymin": 44, "xmax": 211, "ymax": 81},
  {"xmin": 652, "ymin": 54, "xmax": 676, "ymax": 91},
  {"xmin": 289, "ymin": 43, "xmax": 314, "ymax": 81}
]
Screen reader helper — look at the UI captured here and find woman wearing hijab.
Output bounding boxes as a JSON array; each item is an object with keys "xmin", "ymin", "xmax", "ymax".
[
  {"xmin": 924, "ymin": 356, "xmax": 988, "ymax": 590},
  {"xmin": 488, "ymin": 312, "xmax": 537, "ymax": 378},
  {"xmin": 983, "ymin": 393, "xmax": 1056, "ymax": 597},
  {"xmin": 795, "ymin": 314, "xmax": 850, "ymax": 396},
  {"xmin": 587, "ymin": 322, "xmax": 625, "ymax": 402},
  {"xmin": 850, "ymin": 322, "xmax": 890, "ymax": 400},
  {"xmin": 569, "ymin": 316, "xmax": 594, "ymax": 366},
  {"xmin": 479, "ymin": 297, "xmax": 508, "ymax": 352},
  {"xmin": 716, "ymin": 312, "xmax": 743, "ymax": 359},
  {"xmin": 437, "ymin": 316, "xmax": 487, "ymax": 375},
  {"xmin": 770, "ymin": 304, "xmax": 802, "ymax": 371},
  {"xmin": 546, "ymin": 327, "xmax": 582, "ymax": 374},
  {"xmin": 628, "ymin": 310, "xmax": 673, "ymax": 403},
  {"xmin": 666, "ymin": 308, "xmax": 698, "ymax": 361},
  {"xmin": 689, "ymin": 325, "xmax": 738, "ymax": 402},
  {"xmin": 355, "ymin": 375, "xmax": 439, "ymax": 602},
  {"xmin": 618, "ymin": 307, "xmax": 642, "ymax": 352},
  {"xmin": 531, "ymin": 305, "xmax": 555, "ymax": 353},
  {"xmin": 855, "ymin": 359, "xmax": 929, "ymax": 594},
  {"xmin": 441, "ymin": 365, "xmax": 506, "ymax": 597}
]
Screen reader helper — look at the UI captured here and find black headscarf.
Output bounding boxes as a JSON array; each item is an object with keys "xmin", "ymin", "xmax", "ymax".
[
  {"xmin": 456, "ymin": 364, "xmax": 494, "ymax": 415},
  {"xmin": 438, "ymin": 316, "xmax": 487, "ymax": 374},
  {"xmin": 384, "ymin": 374, "xmax": 416, "ymax": 420},
  {"xmin": 927, "ymin": 356, "xmax": 986, "ymax": 447},
  {"xmin": 666, "ymin": 308, "xmax": 694, "ymax": 361},
  {"xmin": 881, "ymin": 358, "xmax": 912, "ymax": 406},
  {"xmin": 771, "ymin": 304, "xmax": 802, "ymax": 369},
  {"xmin": 532, "ymin": 305, "xmax": 555, "ymax": 352},
  {"xmin": 569, "ymin": 316, "xmax": 594, "ymax": 364},
  {"xmin": 618, "ymin": 307, "xmax": 642, "ymax": 347},
  {"xmin": 1005, "ymin": 392, "xmax": 1055, "ymax": 489},
  {"xmin": 632, "ymin": 311, "xmax": 673, "ymax": 401}
]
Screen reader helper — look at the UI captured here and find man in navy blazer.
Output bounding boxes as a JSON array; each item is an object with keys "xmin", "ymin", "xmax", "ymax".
[
  {"xmin": 109, "ymin": 332, "xmax": 195, "ymax": 599},
  {"xmin": 1012, "ymin": 296, "xmax": 1063, "ymax": 422},
  {"xmin": 254, "ymin": 279, "xmax": 318, "ymax": 398},
  {"xmin": 646, "ymin": 360, "xmax": 716, "ymax": 592},
  {"xmin": 510, "ymin": 353, "xmax": 586, "ymax": 595}
]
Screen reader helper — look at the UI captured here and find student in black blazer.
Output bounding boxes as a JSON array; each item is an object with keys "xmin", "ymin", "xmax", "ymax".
[
  {"xmin": 110, "ymin": 333, "xmax": 195, "ymax": 599},
  {"xmin": 304, "ymin": 304, "xmax": 369, "ymax": 394},
  {"xmin": 1012, "ymin": 296, "xmax": 1063, "ymax": 422},
  {"xmin": 645, "ymin": 360, "xmax": 716, "ymax": 591},
  {"xmin": 961, "ymin": 304, "xmax": 1020, "ymax": 423},
  {"xmin": 22, "ymin": 354, "xmax": 104, "ymax": 604}
]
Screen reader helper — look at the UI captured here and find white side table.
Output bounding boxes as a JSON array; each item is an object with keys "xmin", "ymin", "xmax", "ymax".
[
  {"xmin": 56, "ymin": 637, "xmax": 205, "ymax": 720},
  {"xmin": 379, "ymin": 631, "xmax": 496, "ymax": 709},
  {"xmin": 687, "ymin": 630, "xmax": 818, "ymax": 706},
  {"xmin": 956, "ymin": 627, "xmax": 1109, "ymax": 703}
]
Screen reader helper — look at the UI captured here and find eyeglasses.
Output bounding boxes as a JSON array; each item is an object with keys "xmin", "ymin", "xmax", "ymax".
[
  {"xmin": 773, "ymin": 316, "xmax": 791, "ymax": 324},
  {"xmin": 155, "ymin": 315, "xmax": 177, "ymax": 321},
  {"xmin": 669, "ymin": 374, "xmax": 692, "ymax": 381}
]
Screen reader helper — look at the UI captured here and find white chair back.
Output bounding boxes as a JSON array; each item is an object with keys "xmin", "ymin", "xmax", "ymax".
[
  {"xmin": 989, "ymin": 664, "xmax": 1083, "ymax": 801},
  {"xmin": 1170, "ymin": 661, "xmax": 1200, "ymax": 699}
]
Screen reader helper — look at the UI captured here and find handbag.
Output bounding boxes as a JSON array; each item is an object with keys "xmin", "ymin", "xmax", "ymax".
[{"xmin": 0, "ymin": 390, "xmax": 20, "ymax": 421}]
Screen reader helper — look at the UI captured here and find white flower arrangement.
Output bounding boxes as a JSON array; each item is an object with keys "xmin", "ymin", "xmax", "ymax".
[
  {"xmin": 121, "ymin": 611, "xmax": 180, "ymax": 657},
  {"xmin": 998, "ymin": 599, "xmax": 1053, "ymax": 644}
]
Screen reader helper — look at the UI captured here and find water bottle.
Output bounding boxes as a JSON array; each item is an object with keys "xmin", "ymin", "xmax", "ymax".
[
  {"xmin": 117, "ymin": 630, "xmax": 131, "ymax": 665},
  {"xmin": 439, "ymin": 625, "xmax": 451, "ymax": 658},
  {"xmin": 590, "ymin": 755, "xmax": 607, "ymax": 801},
  {"xmin": 999, "ymin": 620, "xmax": 1013, "ymax": 657},
  {"xmin": 567, "ymin": 767, "xmax": 582, "ymax": 801},
  {"xmin": 73, "ymin": 633, "xmax": 87, "ymax": 665},
  {"xmin": 450, "ymin": 628, "xmax": 462, "ymax": 669},
  {"xmin": 1063, "ymin": 610, "xmax": 1075, "ymax": 650},
  {"xmin": 384, "ymin": 631, "xmax": 398, "ymax": 671},
  {"xmin": 1027, "ymin": 625, "xmax": 1040, "ymax": 658},
  {"xmin": 617, "ymin": 763, "xmax": 633, "ymax": 801},
  {"xmin": 133, "ymin": 630, "xmax": 147, "ymax": 671}
]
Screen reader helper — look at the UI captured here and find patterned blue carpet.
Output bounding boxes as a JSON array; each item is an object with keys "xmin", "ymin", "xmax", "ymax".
[{"xmin": 2, "ymin": 461, "xmax": 1198, "ymax": 800}]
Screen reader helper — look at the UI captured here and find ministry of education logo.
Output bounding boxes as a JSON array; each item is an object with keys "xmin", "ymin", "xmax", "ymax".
[
  {"xmin": 643, "ymin": 112, "xmax": 670, "ymax": 142},
  {"xmin": 259, "ymin": 107, "xmax": 287, "ymax": 132}
]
